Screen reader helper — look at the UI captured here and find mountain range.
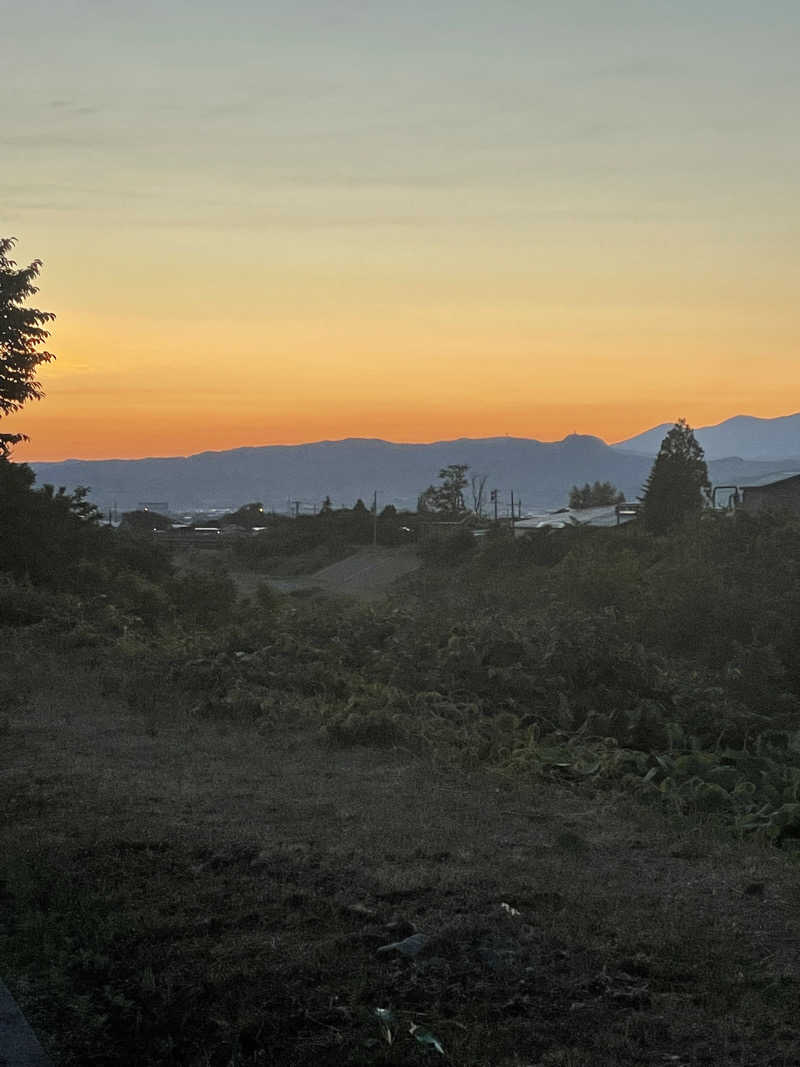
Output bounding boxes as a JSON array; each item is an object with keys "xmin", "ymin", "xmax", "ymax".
[
  {"xmin": 26, "ymin": 412, "xmax": 800, "ymax": 516},
  {"xmin": 615, "ymin": 411, "xmax": 800, "ymax": 460}
]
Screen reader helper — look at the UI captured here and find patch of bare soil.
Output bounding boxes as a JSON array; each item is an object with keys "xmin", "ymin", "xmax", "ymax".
[
  {"xmin": 3, "ymin": 655, "xmax": 800, "ymax": 1065},
  {"xmin": 238, "ymin": 546, "xmax": 421, "ymax": 602}
]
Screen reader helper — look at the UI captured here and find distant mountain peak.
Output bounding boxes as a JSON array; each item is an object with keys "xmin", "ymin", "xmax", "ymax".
[
  {"xmin": 614, "ymin": 412, "xmax": 800, "ymax": 461},
  {"xmin": 27, "ymin": 421, "xmax": 800, "ymax": 515}
]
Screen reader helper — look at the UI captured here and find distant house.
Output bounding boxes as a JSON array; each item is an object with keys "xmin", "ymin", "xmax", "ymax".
[
  {"xmin": 738, "ymin": 473, "xmax": 800, "ymax": 516},
  {"xmin": 513, "ymin": 504, "xmax": 638, "ymax": 535}
]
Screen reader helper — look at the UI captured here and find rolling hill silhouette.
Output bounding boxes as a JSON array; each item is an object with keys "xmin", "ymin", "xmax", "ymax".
[{"xmin": 29, "ymin": 423, "xmax": 800, "ymax": 515}]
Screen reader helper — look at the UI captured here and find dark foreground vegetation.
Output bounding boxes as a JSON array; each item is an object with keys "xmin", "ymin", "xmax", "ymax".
[{"xmin": 3, "ymin": 457, "xmax": 800, "ymax": 1065}]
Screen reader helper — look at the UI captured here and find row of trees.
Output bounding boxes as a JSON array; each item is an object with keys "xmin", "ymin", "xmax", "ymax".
[
  {"xmin": 415, "ymin": 429, "xmax": 710, "ymax": 535},
  {"xmin": 568, "ymin": 481, "xmax": 625, "ymax": 510}
]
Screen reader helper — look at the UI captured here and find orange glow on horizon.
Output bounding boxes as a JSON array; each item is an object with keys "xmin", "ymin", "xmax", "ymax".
[
  {"xmin": 4, "ymin": 290, "xmax": 800, "ymax": 463},
  {"xmin": 7, "ymin": 395, "xmax": 800, "ymax": 463}
]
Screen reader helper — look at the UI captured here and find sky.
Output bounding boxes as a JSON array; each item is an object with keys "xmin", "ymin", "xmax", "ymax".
[{"xmin": 3, "ymin": 0, "xmax": 800, "ymax": 460}]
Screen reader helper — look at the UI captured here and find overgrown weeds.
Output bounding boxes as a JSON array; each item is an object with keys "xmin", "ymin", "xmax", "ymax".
[{"xmin": 5, "ymin": 505, "xmax": 800, "ymax": 1062}]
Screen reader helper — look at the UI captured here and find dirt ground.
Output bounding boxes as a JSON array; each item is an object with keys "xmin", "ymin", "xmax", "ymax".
[
  {"xmin": 234, "ymin": 545, "xmax": 421, "ymax": 602},
  {"xmin": 3, "ymin": 650, "xmax": 800, "ymax": 1065}
]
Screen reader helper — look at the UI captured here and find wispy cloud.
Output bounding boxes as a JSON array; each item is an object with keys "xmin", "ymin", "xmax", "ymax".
[{"xmin": 49, "ymin": 99, "xmax": 101, "ymax": 115}]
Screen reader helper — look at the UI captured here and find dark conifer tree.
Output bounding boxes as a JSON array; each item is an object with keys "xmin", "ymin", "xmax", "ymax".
[{"xmin": 641, "ymin": 418, "xmax": 710, "ymax": 533}]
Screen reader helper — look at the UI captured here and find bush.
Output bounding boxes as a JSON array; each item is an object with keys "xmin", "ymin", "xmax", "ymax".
[
  {"xmin": 0, "ymin": 459, "xmax": 110, "ymax": 588},
  {"xmin": 0, "ymin": 575, "xmax": 61, "ymax": 626},
  {"xmin": 418, "ymin": 528, "xmax": 476, "ymax": 565},
  {"xmin": 109, "ymin": 571, "xmax": 172, "ymax": 630},
  {"xmin": 168, "ymin": 569, "xmax": 238, "ymax": 628}
]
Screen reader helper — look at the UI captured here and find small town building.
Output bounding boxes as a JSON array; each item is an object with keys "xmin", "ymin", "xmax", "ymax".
[
  {"xmin": 513, "ymin": 504, "xmax": 638, "ymax": 534},
  {"xmin": 737, "ymin": 473, "xmax": 800, "ymax": 516},
  {"xmin": 418, "ymin": 515, "xmax": 477, "ymax": 540}
]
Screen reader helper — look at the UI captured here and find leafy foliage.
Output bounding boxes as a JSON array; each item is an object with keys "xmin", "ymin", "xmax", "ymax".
[
  {"xmin": 417, "ymin": 528, "xmax": 476, "ymax": 565},
  {"xmin": 231, "ymin": 509, "xmax": 416, "ymax": 571},
  {"xmin": 7, "ymin": 471, "xmax": 800, "ymax": 1067},
  {"xmin": 0, "ymin": 237, "xmax": 56, "ymax": 455},
  {"xmin": 0, "ymin": 459, "xmax": 107, "ymax": 586},
  {"xmin": 568, "ymin": 480, "xmax": 624, "ymax": 509},
  {"xmin": 5, "ymin": 459, "xmax": 800, "ymax": 845},
  {"xmin": 418, "ymin": 464, "xmax": 470, "ymax": 515}
]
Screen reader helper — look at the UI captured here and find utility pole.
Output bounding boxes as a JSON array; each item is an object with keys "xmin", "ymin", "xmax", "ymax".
[
  {"xmin": 491, "ymin": 488, "xmax": 498, "ymax": 524},
  {"xmin": 372, "ymin": 490, "xmax": 378, "ymax": 547},
  {"xmin": 510, "ymin": 491, "xmax": 515, "ymax": 531},
  {"xmin": 293, "ymin": 500, "xmax": 301, "ymax": 519}
]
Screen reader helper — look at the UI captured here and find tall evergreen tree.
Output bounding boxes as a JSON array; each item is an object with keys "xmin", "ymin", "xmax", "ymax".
[
  {"xmin": 0, "ymin": 237, "xmax": 56, "ymax": 456},
  {"xmin": 641, "ymin": 418, "xmax": 710, "ymax": 533}
]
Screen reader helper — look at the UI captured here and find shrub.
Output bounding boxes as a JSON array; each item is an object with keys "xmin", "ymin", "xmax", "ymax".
[
  {"xmin": 109, "ymin": 571, "xmax": 172, "ymax": 630},
  {"xmin": 168, "ymin": 570, "xmax": 238, "ymax": 628},
  {"xmin": 0, "ymin": 575, "xmax": 60, "ymax": 626},
  {"xmin": 418, "ymin": 528, "xmax": 476, "ymax": 565}
]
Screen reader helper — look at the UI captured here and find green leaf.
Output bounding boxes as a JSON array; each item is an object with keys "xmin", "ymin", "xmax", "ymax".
[{"xmin": 410, "ymin": 1023, "xmax": 445, "ymax": 1054}]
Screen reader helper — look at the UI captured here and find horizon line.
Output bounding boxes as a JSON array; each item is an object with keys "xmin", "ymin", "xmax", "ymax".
[
  {"xmin": 18, "ymin": 409, "xmax": 800, "ymax": 465},
  {"xmin": 25, "ymin": 431, "xmax": 616, "ymax": 465}
]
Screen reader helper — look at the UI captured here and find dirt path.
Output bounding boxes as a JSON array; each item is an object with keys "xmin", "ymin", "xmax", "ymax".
[
  {"xmin": 4, "ymin": 651, "xmax": 800, "ymax": 1065},
  {"xmin": 236, "ymin": 545, "xmax": 421, "ymax": 602}
]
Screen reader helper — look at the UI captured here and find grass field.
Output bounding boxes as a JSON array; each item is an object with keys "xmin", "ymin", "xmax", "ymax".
[{"xmin": 3, "ymin": 634, "xmax": 800, "ymax": 1066}]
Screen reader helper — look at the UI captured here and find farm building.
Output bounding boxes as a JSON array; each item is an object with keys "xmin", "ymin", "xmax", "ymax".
[
  {"xmin": 737, "ymin": 473, "xmax": 800, "ymax": 516},
  {"xmin": 419, "ymin": 516, "xmax": 477, "ymax": 540},
  {"xmin": 513, "ymin": 504, "xmax": 638, "ymax": 533}
]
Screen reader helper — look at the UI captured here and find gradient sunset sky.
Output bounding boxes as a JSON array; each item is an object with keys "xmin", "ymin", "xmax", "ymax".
[{"xmin": 4, "ymin": 0, "xmax": 800, "ymax": 461}]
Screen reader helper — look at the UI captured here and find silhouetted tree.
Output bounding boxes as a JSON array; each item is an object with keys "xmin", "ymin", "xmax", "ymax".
[
  {"xmin": 320, "ymin": 495, "xmax": 333, "ymax": 514},
  {"xmin": 470, "ymin": 473, "xmax": 488, "ymax": 515},
  {"xmin": 353, "ymin": 498, "xmax": 369, "ymax": 516},
  {"xmin": 641, "ymin": 419, "xmax": 710, "ymax": 533},
  {"xmin": 0, "ymin": 238, "xmax": 56, "ymax": 456},
  {"xmin": 569, "ymin": 481, "xmax": 625, "ymax": 509},
  {"xmin": 0, "ymin": 457, "xmax": 104, "ymax": 585},
  {"xmin": 418, "ymin": 464, "xmax": 469, "ymax": 515}
]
